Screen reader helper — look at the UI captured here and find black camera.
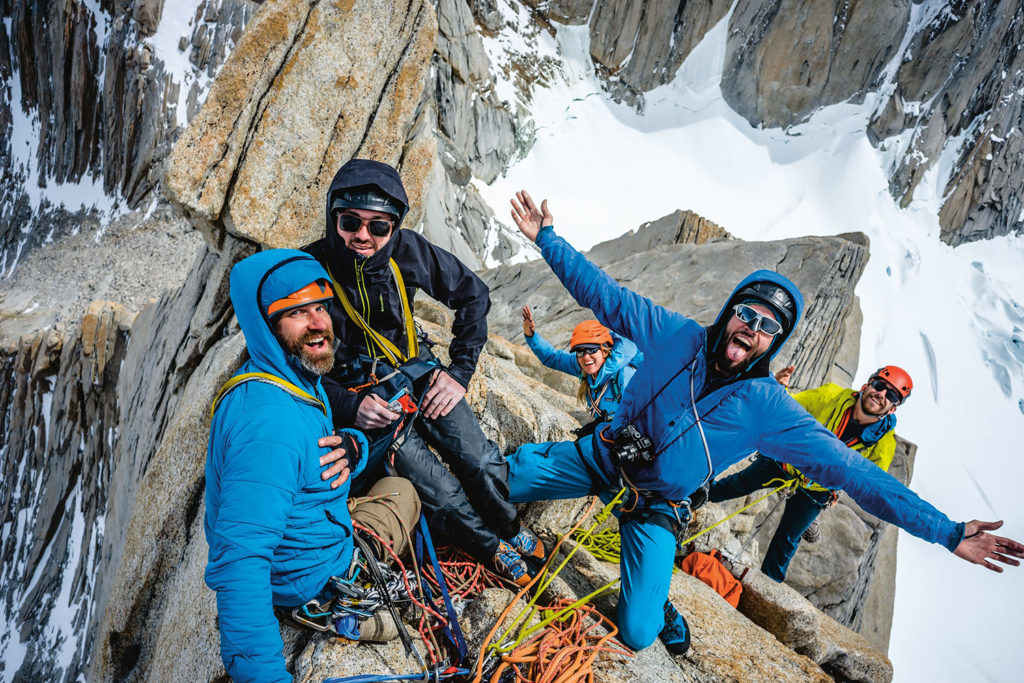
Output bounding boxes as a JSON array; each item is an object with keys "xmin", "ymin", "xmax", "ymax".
[{"xmin": 611, "ymin": 423, "xmax": 654, "ymax": 467}]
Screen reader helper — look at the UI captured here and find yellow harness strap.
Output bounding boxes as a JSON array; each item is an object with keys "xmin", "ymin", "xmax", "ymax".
[
  {"xmin": 210, "ymin": 372, "xmax": 326, "ymax": 418},
  {"xmin": 327, "ymin": 260, "xmax": 418, "ymax": 365}
]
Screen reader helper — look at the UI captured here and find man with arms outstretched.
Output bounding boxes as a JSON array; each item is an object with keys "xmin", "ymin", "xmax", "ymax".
[{"xmin": 503, "ymin": 190, "xmax": 1024, "ymax": 656}]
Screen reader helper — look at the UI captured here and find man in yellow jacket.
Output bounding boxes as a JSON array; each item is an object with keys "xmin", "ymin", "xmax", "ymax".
[{"xmin": 709, "ymin": 365, "xmax": 913, "ymax": 581}]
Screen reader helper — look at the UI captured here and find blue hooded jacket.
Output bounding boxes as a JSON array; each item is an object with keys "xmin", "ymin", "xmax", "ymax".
[
  {"xmin": 205, "ymin": 249, "xmax": 368, "ymax": 683},
  {"xmin": 526, "ymin": 330, "xmax": 643, "ymax": 418},
  {"xmin": 535, "ymin": 226, "xmax": 963, "ymax": 551}
]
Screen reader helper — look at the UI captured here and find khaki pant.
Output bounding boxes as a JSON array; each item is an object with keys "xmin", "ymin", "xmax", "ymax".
[{"xmin": 349, "ymin": 476, "xmax": 421, "ymax": 561}]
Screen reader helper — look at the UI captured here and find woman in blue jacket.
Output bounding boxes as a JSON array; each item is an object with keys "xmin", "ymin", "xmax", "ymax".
[
  {"xmin": 503, "ymin": 190, "xmax": 1023, "ymax": 657},
  {"xmin": 522, "ymin": 306, "xmax": 642, "ymax": 425}
]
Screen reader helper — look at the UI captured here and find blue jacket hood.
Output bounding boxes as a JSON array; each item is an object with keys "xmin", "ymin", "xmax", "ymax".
[
  {"xmin": 229, "ymin": 249, "xmax": 333, "ymax": 392},
  {"xmin": 707, "ymin": 269, "xmax": 804, "ymax": 377}
]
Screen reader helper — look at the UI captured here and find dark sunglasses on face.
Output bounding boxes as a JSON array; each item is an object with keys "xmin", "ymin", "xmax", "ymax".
[
  {"xmin": 868, "ymin": 378, "xmax": 903, "ymax": 405},
  {"xmin": 574, "ymin": 345, "xmax": 601, "ymax": 358},
  {"xmin": 337, "ymin": 212, "xmax": 394, "ymax": 238},
  {"xmin": 732, "ymin": 304, "xmax": 783, "ymax": 337}
]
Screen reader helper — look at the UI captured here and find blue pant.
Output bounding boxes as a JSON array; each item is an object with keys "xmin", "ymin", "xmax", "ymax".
[
  {"xmin": 709, "ymin": 456, "xmax": 832, "ymax": 581},
  {"xmin": 508, "ymin": 436, "xmax": 677, "ymax": 650}
]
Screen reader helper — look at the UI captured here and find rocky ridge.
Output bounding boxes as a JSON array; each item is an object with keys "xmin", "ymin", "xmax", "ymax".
[{"xmin": 508, "ymin": 0, "xmax": 1024, "ymax": 246}]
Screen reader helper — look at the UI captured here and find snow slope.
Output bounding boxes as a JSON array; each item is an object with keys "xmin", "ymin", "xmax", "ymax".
[{"xmin": 477, "ymin": 8, "xmax": 1024, "ymax": 682}]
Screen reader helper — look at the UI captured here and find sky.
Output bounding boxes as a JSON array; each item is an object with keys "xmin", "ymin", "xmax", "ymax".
[{"xmin": 476, "ymin": 3, "xmax": 1024, "ymax": 681}]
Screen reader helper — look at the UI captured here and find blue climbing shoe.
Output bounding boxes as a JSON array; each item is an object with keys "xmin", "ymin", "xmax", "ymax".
[
  {"xmin": 509, "ymin": 526, "xmax": 546, "ymax": 561},
  {"xmin": 659, "ymin": 600, "xmax": 691, "ymax": 655},
  {"xmin": 493, "ymin": 540, "xmax": 532, "ymax": 587}
]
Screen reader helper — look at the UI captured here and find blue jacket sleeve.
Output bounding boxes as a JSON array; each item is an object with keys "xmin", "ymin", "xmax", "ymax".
[
  {"xmin": 756, "ymin": 386, "xmax": 963, "ymax": 551},
  {"xmin": 535, "ymin": 227, "xmax": 688, "ymax": 354},
  {"xmin": 205, "ymin": 425, "xmax": 299, "ymax": 683},
  {"xmin": 526, "ymin": 330, "xmax": 580, "ymax": 376}
]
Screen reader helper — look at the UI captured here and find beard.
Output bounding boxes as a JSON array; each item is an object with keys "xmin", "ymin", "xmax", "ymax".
[
  {"xmin": 283, "ymin": 329, "xmax": 336, "ymax": 376},
  {"xmin": 714, "ymin": 330, "xmax": 760, "ymax": 376}
]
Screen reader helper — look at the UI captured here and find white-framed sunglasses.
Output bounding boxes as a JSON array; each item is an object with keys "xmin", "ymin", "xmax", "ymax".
[{"xmin": 732, "ymin": 304, "xmax": 783, "ymax": 336}]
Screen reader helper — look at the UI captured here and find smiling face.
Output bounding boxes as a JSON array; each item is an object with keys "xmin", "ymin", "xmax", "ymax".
[
  {"xmin": 714, "ymin": 303, "xmax": 778, "ymax": 376},
  {"xmin": 853, "ymin": 379, "xmax": 899, "ymax": 424},
  {"xmin": 336, "ymin": 208, "xmax": 395, "ymax": 258},
  {"xmin": 575, "ymin": 346, "xmax": 609, "ymax": 377},
  {"xmin": 274, "ymin": 302, "xmax": 335, "ymax": 375}
]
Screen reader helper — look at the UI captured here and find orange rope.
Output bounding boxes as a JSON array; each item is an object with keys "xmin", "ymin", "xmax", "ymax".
[
  {"xmin": 471, "ymin": 498, "xmax": 601, "ymax": 682},
  {"xmin": 488, "ymin": 600, "xmax": 632, "ymax": 683}
]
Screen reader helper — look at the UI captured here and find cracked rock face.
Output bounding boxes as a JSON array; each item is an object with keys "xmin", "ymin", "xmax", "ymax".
[{"xmin": 0, "ymin": 0, "xmax": 257, "ymax": 272}]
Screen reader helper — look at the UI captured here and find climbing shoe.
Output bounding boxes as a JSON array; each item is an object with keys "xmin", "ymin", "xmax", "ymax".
[
  {"xmin": 658, "ymin": 600, "xmax": 691, "ymax": 656},
  {"xmin": 493, "ymin": 540, "xmax": 532, "ymax": 587},
  {"xmin": 801, "ymin": 521, "xmax": 821, "ymax": 544},
  {"xmin": 509, "ymin": 526, "xmax": 546, "ymax": 561}
]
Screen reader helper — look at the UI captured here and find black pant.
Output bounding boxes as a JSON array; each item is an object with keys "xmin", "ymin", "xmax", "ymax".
[
  {"xmin": 709, "ymin": 456, "xmax": 832, "ymax": 581},
  {"xmin": 389, "ymin": 397, "xmax": 519, "ymax": 559}
]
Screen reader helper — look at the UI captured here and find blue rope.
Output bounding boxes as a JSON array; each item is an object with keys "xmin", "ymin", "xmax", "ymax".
[
  {"xmin": 322, "ymin": 667, "xmax": 470, "ymax": 683},
  {"xmin": 414, "ymin": 514, "xmax": 468, "ymax": 663}
]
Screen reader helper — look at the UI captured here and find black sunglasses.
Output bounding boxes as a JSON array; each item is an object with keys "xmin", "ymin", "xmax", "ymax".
[
  {"xmin": 573, "ymin": 345, "xmax": 602, "ymax": 357},
  {"xmin": 733, "ymin": 304, "xmax": 783, "ymax": 337},
  {"xmin": 868, "ymin": 378, "xmax": 903, "ymax": 405},
  {"xmin": 337, "ymin": 212, "xmax": 394, "ymax": 238}
]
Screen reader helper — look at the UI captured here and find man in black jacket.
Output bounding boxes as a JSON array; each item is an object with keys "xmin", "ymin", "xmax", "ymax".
[{"xmin": 305, "ymin": 159, "xmax": 541, "ymax": 586}]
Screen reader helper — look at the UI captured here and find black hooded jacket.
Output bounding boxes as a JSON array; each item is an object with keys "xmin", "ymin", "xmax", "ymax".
[{"xmin": 304, "ymin": 160, "xmax": 491, "ymax": 423}]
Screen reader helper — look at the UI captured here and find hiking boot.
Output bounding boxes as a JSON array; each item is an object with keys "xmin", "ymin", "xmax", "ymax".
[
  {"xmin": 509, "ymin": 526, "xmax": 546, "ymax": 562},
  {"xmin": 658, "ymin": 600, "xmax": 691, "ymax": 656},
  {"xmin": 493, "ymin": 540, "xmax": 532, "ymax": 587},
  {"xmin": 801, "ymin": 521, "xmax": 820, "ymax": 544}
]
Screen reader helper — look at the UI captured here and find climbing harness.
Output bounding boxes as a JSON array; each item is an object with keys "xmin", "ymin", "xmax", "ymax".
[
  {"xmin": 210, "ymin": 372, "xmax": 326, "ymax": 418},
  {"xmin": 327, "ymin": 260, "xmax": 418, "ymax": 366}
]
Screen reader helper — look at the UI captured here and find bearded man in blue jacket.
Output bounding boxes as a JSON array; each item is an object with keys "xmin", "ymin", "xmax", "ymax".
[
  {"xmin": 205, "ymin": 249, "xmax": 420, "ymax": 682},
  {"xmin": 505, "ymin": 190, "xmax": 1024, "ymax": 656}
]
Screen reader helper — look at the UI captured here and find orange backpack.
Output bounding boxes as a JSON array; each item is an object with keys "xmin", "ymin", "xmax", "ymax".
[{"xmin": 678, "ymin": 549, "xmax": 745, "ymax": 608}]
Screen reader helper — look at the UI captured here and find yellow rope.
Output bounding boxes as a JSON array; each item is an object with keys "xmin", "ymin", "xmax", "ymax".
[
  {"xmin": 488, "ymin": 488, "xmax": 628, "ymax": 657},
  {"xmin": 571, "ymin": 477, "xmax": 799, "ymax": 564}
]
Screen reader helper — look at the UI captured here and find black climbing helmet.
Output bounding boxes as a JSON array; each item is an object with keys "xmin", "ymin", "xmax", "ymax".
[
  {"xmin": 732, "ymin": 281, "xmax": 796, "ymax": 334},
  {"xmin": 330, "ymin": 187, "xmax": 404, "ymax": 224}
]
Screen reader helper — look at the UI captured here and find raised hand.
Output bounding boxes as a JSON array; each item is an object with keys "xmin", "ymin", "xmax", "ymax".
[
  {"xmin": 510, "ymin": 190, "xmax": 553, "ymax": 242},
  {"xmin": 775, "ymin": 365, "xmax": 795, "ymax": 388},
  {"xmin": 522, "ymin": 305, "xmax": 535, "ymax": 337}
]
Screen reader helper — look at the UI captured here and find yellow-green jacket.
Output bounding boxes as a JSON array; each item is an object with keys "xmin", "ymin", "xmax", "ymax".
[{"xmin": 782, "ymin": 383, "xmax": 897, "ymax": 492}]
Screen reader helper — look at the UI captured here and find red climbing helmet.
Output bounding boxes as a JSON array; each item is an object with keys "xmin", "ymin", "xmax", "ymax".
[{"xmin": 871, "ymin": 365, "xmax": 913, "ymax": 402}]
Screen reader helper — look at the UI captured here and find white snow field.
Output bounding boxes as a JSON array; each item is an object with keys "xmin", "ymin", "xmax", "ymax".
[{"xmin": 477, "ymin": 6, "xmax": 1024, "ymax": 682}]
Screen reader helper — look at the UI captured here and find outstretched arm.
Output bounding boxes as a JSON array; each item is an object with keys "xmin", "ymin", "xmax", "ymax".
[
  {"xmin": 523, "ymin": 315, "xmax": 580, "ymax": 376},
  {"xmin": 510, "ymin": 191, "xmax": 689, "ymax": 352}
]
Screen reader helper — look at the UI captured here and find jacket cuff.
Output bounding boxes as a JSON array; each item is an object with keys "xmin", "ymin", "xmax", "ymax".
[
  {"xmin": 946, "ymin": 521, "xmax": 967, "ymax": 552},
  {"xmin": 446, "ymin": 365, "xmax": 472, "ymax": 389},
  {"xmin": 536, "ymin": 224, "xmax": 555, "ymax": 246}
]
